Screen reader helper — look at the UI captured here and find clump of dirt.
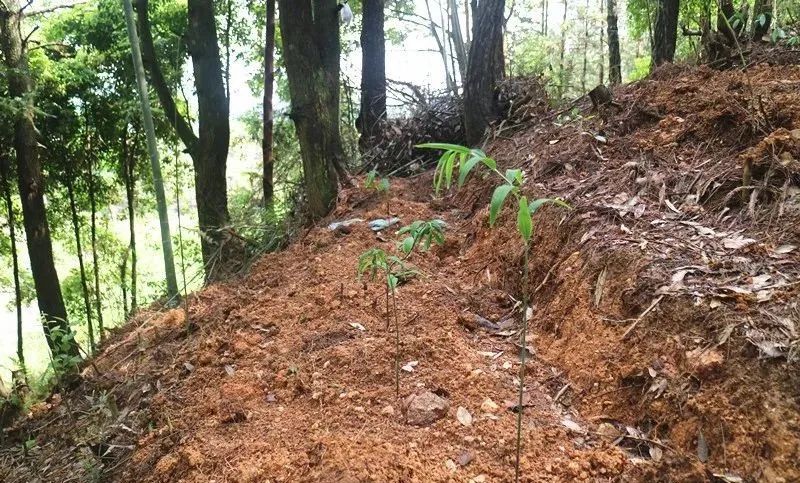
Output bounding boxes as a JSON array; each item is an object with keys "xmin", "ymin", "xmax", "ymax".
[{"xmin": 2, "ymin": 62, "xmax": 799, "ymax": 483}]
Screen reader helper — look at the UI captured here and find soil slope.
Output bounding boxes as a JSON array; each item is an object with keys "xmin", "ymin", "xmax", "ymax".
[{"xmin": 1, "ymin": 62, "xmax": 799, "ymax": 483}]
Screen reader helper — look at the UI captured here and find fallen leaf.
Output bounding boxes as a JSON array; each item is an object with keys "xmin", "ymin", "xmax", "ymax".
[
  {"xmin": 349, "ymin": 322, "xmax": 366, "ymax": 332},
  {"xmin": 456, "ymin": 406, "xmax": 473, "ymax": 426},
  {"xmin": 712, "ymin": 473, "xmax": 744, "ymax": 483},
  {"xmin": 649, "ymin": 445, "xmax": 663, "ymax": 462},
  {"xmin": 751, "ymin": 274, "xmax": 771, "ymax": 289},
  {"xmin": 697, "ymin": 430, "xmax": 709, "ymax": 462},
  {"xmin": 224, "ymin": 365, "xmax": 235, "ymax": 376},
  {"xmin": 561, "ymin": 418, "xmax": 584, "ymax": 433},
  {"xmin": 723, "ymin": 236, "xmax": 756, "ymax": 250},
  {"xmin": 772, "ymin": 244, "xmax": 797, "ymax": 255},
  {"xmin": 401, "ymin": 361, "xmax": 418, "ymax": 372}
]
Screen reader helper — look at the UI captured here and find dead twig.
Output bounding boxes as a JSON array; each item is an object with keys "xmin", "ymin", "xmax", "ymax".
[{"xmin": 621, "ymin": 295, "xmax": 665, "ymax": 340}]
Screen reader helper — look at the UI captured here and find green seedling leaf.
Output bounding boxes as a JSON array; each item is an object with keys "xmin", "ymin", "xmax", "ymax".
[
  {"xmin": 528, "ymin": 197, "xmax": 571, "ymax": 215},
  {"xmin": 482, "ymin": 156, "xmax": 497, "ymax": 170},
  {"xmin": 489, "ymin": 184, "xmax": 515, "ymax": 226},
  {"xmin": 444, "ymin": 150, "xmax": 456, "ymax": 189},
  {"xmin": 378, "ymin": 178, "xmax": 390, "ymax": 192},
  {"xmin": 517, "ymin": 196, "xmax": 532, "ymax": 242},
  {"xmin": 365, "ymin": 169, "xmax": 377, "ymax": 188},
  {"xmin": 417, "ymin": 143, "xmax": 471, "ymax": 154},
  {"xmin": 387, "ymin": 273, "xmax": 399, "ymax": 292},
  {"xmin": 505, "ymin": 168, "xmax": 523, "ymax": 185},
  {"xmin": 459, "ymin": 151, "xmax": 484, "ymax": 187},
  {"xmin": 400, "ymin": 236, "xmax": 414, "ymax": 255}
]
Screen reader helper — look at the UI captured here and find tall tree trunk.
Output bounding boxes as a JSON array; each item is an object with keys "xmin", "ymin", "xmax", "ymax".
[
  {"xmin": 464, "ymin": 0, "xmax": 506, "ymax": 145},
  {"xmin": 278, "ymin": 0, "xmax": 346, "ymax": 219},
  {"xmin": 465, "ymin": 0, "xmax": 471, "ymax": 47},
  {"xmin": 136, "ymin": 0, "xmax": 231, "ymax": 279},
  {"xmin": 263, "ymin": 0, "xmax": 276, "ymax": 206},
  {"xmin": 607, "ymin": 0, "xmax": 622, "ymax": 84},
  {"xmin": 186, "ymin": 0, "xmax": 233, "ymax": 273},
  {"xmin": 122, "ymin": 126, "xmax": 138, "ymax": 314},
  {"xmin": 448, "ymin": 0, "xmax": 468, "ymax": 83},
  {"xmin": 124, "ymin": 0, "xmax": 180, "ymax": 298},
  {"xmin": 558, "ymin": 0, "xmax": 568, "ymax": 99},
  {"xmin": 651, "ymin": 0, "xmax": 679, "ymax": 66},
  {"xmin": 752, "ymin": 0, "xmax": 772, "ymax": 40},
  {"xmin": 0, "ymin": 3, "xmax": 81, "ymax": 359},
  {"xmin": 358, "ymin": 0, "xmax": 387, "ymax": 151},
  {"xmin": 581, "ymin": 0, "xmax": 589, "ymax": 92},
  {"xmin": 717, "ymin": 0, "xmax": 736, "ymax": 44},
  {"xmin": 88, "ymin": 155, "xmax": 104, "ymax": 341},
  {"xmin": 424, "ymin": 0, "xmax": 458, "ymax": 96},
  {"xmin": 224, "ymin": 0, "xmax": 232, "ymax": 104},
  {"xmin": 66, "ymin": 175, "xmax": 96, "ymax": 353},
  {"xmin": 541, "ymin": 0, "xmax": 548, "ymax": 34},
  {"xmin": 1, "ymin": 152, "xmax": 24, "ymax": 366},
  {"xmin": 599, "ymin": 0, "xmax": 605, "ymax": 84}
]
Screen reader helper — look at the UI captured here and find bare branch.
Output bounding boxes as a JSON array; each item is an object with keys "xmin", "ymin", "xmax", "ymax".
[{"xmin": 24, "ymin": 2, "xmax": 87, "ymax": 17}]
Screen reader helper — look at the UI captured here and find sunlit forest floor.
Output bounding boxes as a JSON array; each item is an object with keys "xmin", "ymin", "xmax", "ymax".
[{"xmin": 2, "ymin": 60, "xmax": 799, "ymax": 482}]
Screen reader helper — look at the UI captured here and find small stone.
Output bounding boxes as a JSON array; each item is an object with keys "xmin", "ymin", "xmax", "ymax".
[
  {"xmin": 445, "ymin": 459, "xmax": 457, "ymax": 472},
  {"xmin": 597, "ymin": 422, "xmax": 621, "ymax": 442},
  {"xmin": 686, "ymin": 348, "xmax": 724, "ymax": 378},
  {"xmin": 404, "ymin": 391, "xmax": 449, "ymax": 426},
  {"xmin": 456, "ymin": 406, "xmax": 473, "ymax": 426},
  {"xmin": 456, "ymin": 449, "xmax": 474, "ymax": 467},
  {"xmin": 470, "ymin": 475, "xmax": 487, "ymax": 483},
  {"xmin": 480, "ymin": 398, "xmax": 499, "ymax": 413},
  {"xmin": 381, "ymin": 405, "xmax": 395, "ymax": 416}
]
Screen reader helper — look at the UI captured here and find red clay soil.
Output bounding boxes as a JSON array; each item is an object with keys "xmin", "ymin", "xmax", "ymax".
[{"xmin": 1, "ymin": 62, "xmax": 799, "ymax": 483}]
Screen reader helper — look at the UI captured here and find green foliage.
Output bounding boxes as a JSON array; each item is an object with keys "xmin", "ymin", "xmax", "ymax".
[
  {"xmin": 397, "ymin": 220, "xmax": 446, "ymax": 256},
  {"xmin": 365, "ymin": 169, "xmax": 390, "ymax": 193},
  {"xmin": 47, "ymin": 327, "xmax": 82, "ymax": 378},
  {"xmin": 421, "ymin": 143, "xmax": 570, "ymax": 243}
]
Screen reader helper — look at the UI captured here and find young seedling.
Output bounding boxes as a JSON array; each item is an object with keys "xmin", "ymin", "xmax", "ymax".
[
  {"xmin": 397, "ymin": 219, "xmax": 446, "ymax": 257},
  {"xmin": 365, "ymin": 169, "xmax": 391, "ymax": 217},
  {"xmin": 419, "ymin": 143, "xmax": 569, "ymax": 483},
  {"xmin": 358, "ymin": 248, "xmax": 412, "ymax": 398},
  {"xmin": 357, "ymin": 219, "xmax": 446, "ymax": 399}
]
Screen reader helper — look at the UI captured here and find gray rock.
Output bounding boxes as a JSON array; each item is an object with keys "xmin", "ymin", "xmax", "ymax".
[{"xmin": 404, "ymin": 391, "xmax": 449, "ymax": 426}]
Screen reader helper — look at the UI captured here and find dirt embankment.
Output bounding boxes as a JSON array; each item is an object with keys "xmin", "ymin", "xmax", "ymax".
[{"xmin": 1, "ymin": 63, "xmax": 798, "ymax": 483}]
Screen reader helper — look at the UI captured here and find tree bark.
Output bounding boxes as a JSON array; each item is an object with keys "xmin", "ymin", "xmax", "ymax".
[
  {"xmin": 447, "ymin": 0, "xmax": 468, "ymax": 83},
  {"xmin": 122, "ymin": 126, "xmax": 138, "ymax": 315},
  {"xmin": 136, "ymin": 0, "xmax": 231, "ymax": 277},
  {"xmin": 0, "ymin": 2, "xmax": 81, "ymax": 359},
  {"xmin": 541, "ymin": 0, "xmax": 548, "ymax": 34},
  {"xmin": 599, "ymin": 0, "xmax": 605, "ymax": 85},
  {"xmin": 607, "ymin": 0, "xmax": 622, "ymax": 84},
  {"xmin": 557, "ymin": 0, "xmax": 568, "ymax": 99},
  {"xmin": 186, "ymin": 0, "xmax": 232, "ymax": 272},
  {"xmin": 88, "ymin": 154, "xmax": 104, "ymax": 341},
  {"xmin": 464, "ymin": 0, "xmax": 506, "ymax": 145},
  {"xmin": 263, "ymin": 0, "xmax": 276, "ymax": 206},
  {"xmin": 652, "ymin": 0, "xmax": 679, "ymax": 66},
  {"xmin": 582, "ymin": 0, "xmax": 590, "ymax": 92},
  {"xmin": 358, "ymin": 0, "xmax": 387, "ymax": 151},
  {"xmin": 278, "ymin": 0, "xmax": 346, "ymax": 219},
  {"xmin": 66, "ymin": 175, "xmax": 96, "ymax": 353},
  {"xmin": 424, "ymin": 0, "xmax": 458, "ymax": 96},
  {"xmin": 1, "ymin": 152, "xmax": 24, "ymax": 366},
  {"xmin": 123, "ymin": 0, "xmax": 180, "ymax": 297}
]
